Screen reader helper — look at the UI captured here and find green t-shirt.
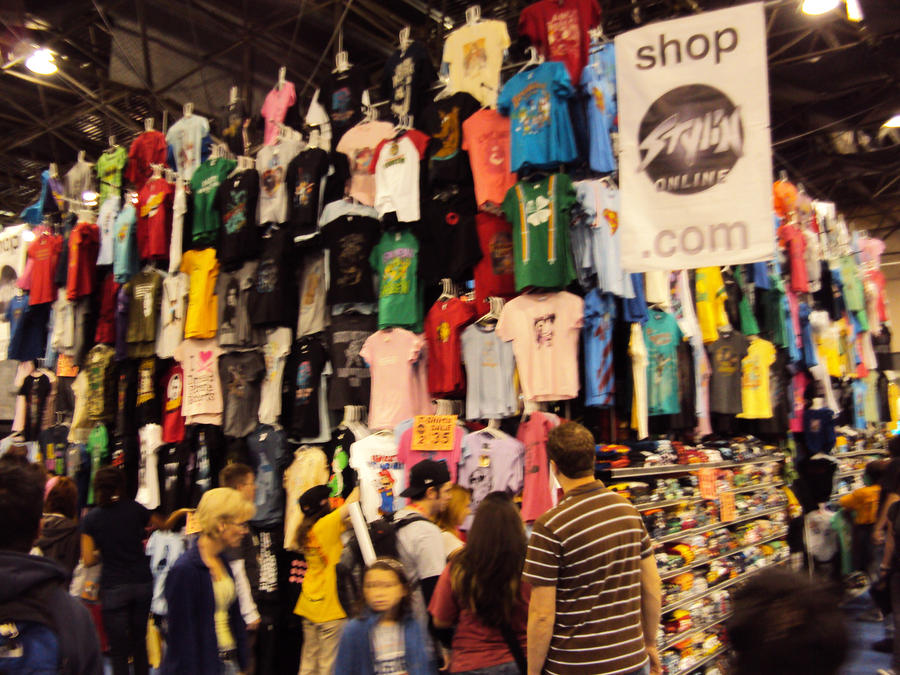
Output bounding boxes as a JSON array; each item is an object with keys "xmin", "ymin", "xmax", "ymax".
[
  {"xmin": 87, "ymin": 423, "xmax": 109, "ymax": 505},
  {"xmin": 190, "ymin": 158, "xmax": 237, "ymax": 247},
  {"xmin": 643, "ymin": 309, "xmax": 683, "ymax": 416},
  {"xmin": 369, "ymin": 229, "xmax": 422, "ymax": 332},
  {"xmin": 502, "ymin": 173, "xmax": 576, "ymax": 291},
  {"xmin": 96, "ymin": 146, "xmax": 128, "ymax": 204}
]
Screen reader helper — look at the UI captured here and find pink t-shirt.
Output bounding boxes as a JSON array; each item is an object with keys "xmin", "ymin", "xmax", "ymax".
[
  {"xmin": 397, "ymin": 426, "xmax": 463, "ymax": 483},
  {"xmin": 496, "ymin": 292, "xmax": 584, "ymax": 402},
  {"xmin": 518, "ymin": 411, "xmax": 559, "ymax": 522},
  {"xmin": 261, "ymin": 82, "xmax": 297, "ymax": 146},
  {"xmin": 173, "ymin": 338, "xmax": 224, "ymax": 424},
  {"xmin": 360, "ymin": 328, "xmax": 426, "ymax": 430},
  {"xmin": 462, "ymin": 109, "xmax": 516, "ymax": 208},
  {"xmin": 335, "ymin": 121, "xmax": 394, "ymax": 206},
  {"xmin": 790, "ymin": 372, "xmax": 809, "ymax": 433}
]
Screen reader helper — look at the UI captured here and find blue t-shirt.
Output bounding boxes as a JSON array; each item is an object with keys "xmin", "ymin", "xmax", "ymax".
[
  {"xmin": 580, "ymin": 44, "xmax": 617, "ymax": 173},
  {"xmin": 623, "ymin": 273, "xmax": 649, "ymax": 324},
  {"xmin": 852, "ymin": 379, "xmax": 867, "ymax": 431},
  {"xmin": 248, "ymin": 424, "xmax": 288, "ymax": 528},
  {"xmin": 583, "ymin": 290, "xmax": 617, "ymax": 408},
  {"xmin": 113, "ymin": 203, "xmax": 138, "ymax": 283},
  {"xmin": 643, "ymin": 309, "xmax": 683, "ymax": 416},
  {"xmin": 497, "ymin": 62, "xmax": 577, "ymax": 172}
]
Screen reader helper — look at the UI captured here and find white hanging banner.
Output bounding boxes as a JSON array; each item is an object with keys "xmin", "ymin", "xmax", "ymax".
[{"xmin": 615, "ymin": 3, "xmax": 774, "ymax": 271}]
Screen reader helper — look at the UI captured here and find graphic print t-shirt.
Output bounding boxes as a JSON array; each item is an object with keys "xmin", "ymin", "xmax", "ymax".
[
  {"xmin": 320, "ymin": 214, "xmax": 381, "ymax": 304},
  {"xmin": 336, "ymin": 121, "xmax": 395, "ymax": 206},
  {"xmin": 642, "ymin": 309, "xmax": 683, "ymax": 416},
  {"xmin": 137, "ymin": 177, "xmax": 174, "ymax": 260},
  {"xmin": 218, "ymin": 350, "xmax": 266, "ymax": 438},
  {"xmin": 173, "ymin": 338, "xmax": 224, "ymax": 423},
  {"xmin": 161, "ymin": 364, "xmax": 186, "ymax": 444},
  {"xmin": 284, "ymin": 336, "xmax": 328, "ymax": 439},
  {"xmin": 215, "ymin": 169, "xmax": 260, "ymax": 270},
  {"xmin": 165, "ymin": 115, "xmax": 210, "ymax": 180},
  {"xmin": 441, "ymin": 20, "xmax": 511, "ymax": 107},
  {"xmin": 286, "ymin": 148, "xmax": 330, "ymax": 238},
  {"xmin": 190, "ymin": 158, "xmax": 237, "ymax": 247},
  {"xmin": 327, "ymin": 312, "xmax": 376, "ymax": 410},
  {"xmin": 420, "ymin": 92, "xmax": 480, "ymax": 186},
  {"xmin": 382, "ymin": 41, "xmax": 438, "ymax": 120},
  {"xmin": 349, "ymin": 433, "xmax": 407, "ymax": 521},
  {"xmin": 256, "ymin": 138, "xmax": 303, "ymax": 224},
  {"xmin": 322, "ymin": 67, "xmax": 367, "ymax": 142},
  {"xmin": 462, "ymin": 109, "xmax": 517, "ymax": 209},
  {"xmin": 249, "ymin": 227, "xmax": 295, "ymax": 328},
  {"xmin": 96, "ymin": 146, "xmax": 128, "ymax": 204},
  {"xmin": 371, "ymin": 130, "xmax": 430, "ymax": 222},
  {"xmin": 738, "ymin": 338, "xmax": 777, "ymax": 419},
  {"xmin": 370, "ymin": 230, "xmax": 422, "ymax": 331},
  {"xmin": 473, "ymin": 213, "xmax": 516, "ymax": 314},
  {"xmin": 519, "ymin": 0, "xmax": 601, "ymax": 84},
  {"xmin": 583, "ymin": 289, "xmax": 616, "ymax": 408},
  {"xmin": 580, "ymin": 44, "xmax": 617, "ymax": 173},
  {"xmin": 707, "ymin": 330, "xmax": 749, "ymax": 415},
  {"xmin": 424, "ymin": 297, "xmax": 477, "ymax": 397},
  {"xmin": 461, "ymin": 324, "xmax": 518, "ymax": 420},
  {"xmin": 216, "ymin": 261, "xmax": 261, "ymax": 349}
]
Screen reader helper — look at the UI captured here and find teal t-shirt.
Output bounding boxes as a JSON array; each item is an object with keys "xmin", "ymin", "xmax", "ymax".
[
  {"xmin": 643, "ymin": 309, "xmax": 683, "ymax": 416},
  {"xmin": 502, "ymin": 173, "xmax": 576, "ymax": 291},
  {"xmin": 113, "ymin": 204, "xmax": 138, "ymax": 283},
  {"xmin": 369, "ymin": 229, "xmax": 422, "ymax": 332},
  {"xmin": 190, "ymin": 158, "xmax": 237, "ymax": 246}
]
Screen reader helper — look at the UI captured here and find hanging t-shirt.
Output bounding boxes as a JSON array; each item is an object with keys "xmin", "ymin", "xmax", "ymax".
[
  {"xmin": 296, "ymin": 252, "xmax": 328, "ymax": 338},
  {"xmin": 249, "ymin": 227, "xmax": 295, "ymax": 328},
  {"xmin": 370, "ymin": 230, "xmax": 422, "ymax": 331},
  {"xmin": 190, "ymin": 158, "xmax": 237, "ymax": 247},
  {"xmin": 777, "ymin": 223, "xmax": 809, "ymax": 294},
  {"xmin": 135, "ymin": 423, "xmax": 162, "ymax": 510},
  {"xmin": 124, "ymin": 270, "xmax": 163, "ymax": 355},
  {"xmin": 26, "ymin": 232, "xmax": 63, "ymax": 306},
  {"xmin": 349, "ymin": 433, "xmax": 407, "ymax": 522},
  {"xmin": 462, "ymin": 109, "xmax": 517, "ymax": 209},
  {"xmin": 441, "ymin": 20, "xmax": 511, "ymax": 107},
  {"xmin": 360, "ymin": 329, "xmax": 426, "ymax": 430},
  {"xmin": 218, "ymin": 350, "xmax": 266, "ymax": 438},
  {"xmin": 156, "ymin": 273, "xmax": 188, "ymax": 359},
  {"xmin": 260, "ymin": 82, "xmax": 297, "ymax": 146},
  {"xmin": 166, "ymin": 115, "xmax": 210, "ymax": 180},
  {"xmin": 64, "ymin": 221, "xmax": 99, "ymax": 302},
  {"xmin": 581, "ymin": 44, "xmax": 617, "ymax": 173},
  {"xmin": 320, "ymin": 214, "xmax": 381, "ymax": 304},
  {"xmin": 424, "ymin": 297, "xmax": 477, "ymax": 397},
  {"xmin": 247, "ymin": 424, "xmax": 288, "ymax": 528},
  {"xmin": 416, "ymin": 186, "xmax": 482, "ymax": 286},
  {"xmin": 285, "ymin": 148, "xmax": 330, "ymax": 238},
  {"xmin": 572, "ymin": 179, "xmax": 631, "ymax": 297},
  {"xmin": 371, "ymin": 130, "xmax": 430, "ymax": 222},
  {"xmin": 497, "ymin": 62, "xmax": 577, "ymax": 171},
  {"xmin": 472, "ymin": 213, "xmax": 516, "ymax": 314},
  {"xmin": 179, "ymin": 248, "xmax": 219, "ymax": 339},
  {"xmin": 169, "ymin": 180, "xmax": 187, "ymax": 275},
  {"xmin": 583, "ymin": 289, "xmax": 616, "ymax": 408},
  {"xmin": 215, "ymin": 169, "xmax": 261, "ymax": 271},
  {"xmin": 458, "ymin": 431, "xmax": 525, "ymax": 528},
  {"xmin": 643, "ymin": 309, "xmax": 683, "ymax": 416},
  {"xmin": 336, "ymin": 121, "xmax": 396, "ymax": 206},
  {"xmin": 256, "ymin": 138, "xmax": 303, "ymax": 224},
  {"xmin": 496, "ymin": 291, "xmax": 583, "ymax": 401},
  {"xmin": 695, "ymin": 267, "xmax": 730, "ymax": 343},
  {"xmin": 111, "ymin": 204, "xmax": 138, "ymax": 284},
  {"xmin": 258, "ymin": 327, "xmax": 293, "ymax": 426},
  {"xmin": 161, "ymin": 364, "xmax": 186, "ymax": 444},
  {"xmin": 518, "ymin": 0, "xmax": 601, "ymax": 84},
  {"xmin": 460, "ymin": 324, "xmax": 518, "ymax": 420},
  {"xmin": 20, "ymin": 372, "xmax": 51, "ymax": 442},
  {"xmin": 518, "ymin": 411, "xmax": 560, "ymax": 522},
  {"xmin": 284, "ymin": 337, "xmax": 329, "ymax": 439},
  {"xmin": 173, "ymin": 338, "xmax": 224, "ymax": 424},
  {"xmin": 137, "ymin": 177, "xmax": 173, "ymax": 260},
  {"xmin": 216, "ymin": 261, "xmax": 261, "ymax": 350},
  {"xmin": 737, "ymin": 338, "xmax": 776, "ymax": 419},
  {"xmin": 96, "ymin": 195, "xmax": 120, "ymax": 266},
  {"xmin": 707, "ymin": 330, "xmax": 749, "ymax": 415},
  {"xmin": 7, "ymin": 299, "xmax": 50, "ymax": 362},
  {"xmin": 96, "ymin": 146, "xmax": 128, "ymax": 204},
  {"xmin": 85, "ymin": 344, "xmax": 115, "ymax": 422},
  {"xmin": 327, "ymin": 312, "xmax": 376, "ymax": 410},
  {"xmin": 322, "ymin": 67, "xmax": 367, "ymax": 142},
  {"xmin": 420, "ymin": 92, "xmax": 480, "ymax": 186},
  {"xmin": 382, "ymin": 41, "xmax": 437, "ymax": 120},
  {"xmin": 126, "ymin": 130, "xmax": 167, "ymax": 191},
  {"xmin": 502, "ymin": 174, "xmax": 577, "ymax": 291}
]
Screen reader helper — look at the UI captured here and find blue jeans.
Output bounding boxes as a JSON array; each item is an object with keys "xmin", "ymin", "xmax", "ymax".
[
  {"xmin": 456, "ymin": 663, "xmax": 520, "ymax": 675},
  {"xmin": 221, "ymin": 658, "xmax": 240, "ymax": 675}
]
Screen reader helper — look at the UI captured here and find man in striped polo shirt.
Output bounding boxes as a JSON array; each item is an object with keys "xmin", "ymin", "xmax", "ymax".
[{"xmin": 523, "ymin": 422, "xmax": 661, "ymax": 675}]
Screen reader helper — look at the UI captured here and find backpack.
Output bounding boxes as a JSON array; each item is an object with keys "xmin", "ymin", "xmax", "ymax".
[
  {"xmin": 0, "ymin": 580, "xmax": 66, "ymax": 674},
  {"xmin": 336, "ymin": 513, "xmax": 429, "ymax": 615}
]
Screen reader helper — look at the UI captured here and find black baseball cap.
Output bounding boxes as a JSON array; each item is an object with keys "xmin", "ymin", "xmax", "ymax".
[
  {"xmin": 400, "ymin": 459, "xmax": 451, "ymax": 499},
  {"xmin": 299, "ymin": 485, "xmax": 331, "ymax": 517}
]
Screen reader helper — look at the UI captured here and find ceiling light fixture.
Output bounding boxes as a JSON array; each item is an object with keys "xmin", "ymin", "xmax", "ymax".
[
  {"xmin": 845, "ymin": 0, "xmax": 863, "ymax": 21},
  {"xmin": 801, "ymin": 0, "xmax": 840, "ymax": 15},
  {"xmin": 25, "ymin": 48, "xmax": 57, "ymax": 75},
  {"xmin": 884, "ymin": 114, "xmax": 900, "ymax": 128}
]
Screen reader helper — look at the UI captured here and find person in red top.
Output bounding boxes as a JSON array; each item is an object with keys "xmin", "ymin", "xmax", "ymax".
[
  {"xmin": 66, "ymin": 221, "xmax": 100, "ymax": 301},
  {"xmin": 473, "ymin": 213, "xmax": 516, "ymax": 314},
  {"xmin": 519, "ymin": 0, "xmax": 601, "ymax": 84},
  {"xmin": 424, "ymin": 296, "xmax": 477, "ymax": 396},
  {"xmin": 126, "ymin": 130, "xmax": 167, "ymax": 190},
  {"xmin": 429, "ymin": 492, "xmax": 531, "ymax": 674},
  {"xmin": 26, "ymin": 230, "xmax": 64, "ymax": 305},
  {"xmin": 137, "ymin": 177, "xmax": 173, "ymax": 260}
]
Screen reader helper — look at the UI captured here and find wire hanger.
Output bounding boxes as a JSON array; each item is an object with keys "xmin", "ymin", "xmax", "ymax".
[
  {"xmin": 437, "ymin": 278, "xmax": 456, "ymax": 302},
  {"xmin": 517, "ymin": 47, "xmax": 545, "ymax": 75},
  {"xmin": 433, "ymin": 72, "xmax": 453, "ymax": 101},
  {"xmin": 476, "ymin": 296, "xmax": 504, "ymax": 327}
]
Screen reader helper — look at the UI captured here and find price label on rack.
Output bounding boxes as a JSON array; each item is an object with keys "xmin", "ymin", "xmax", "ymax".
[
  {"xmin": 411, "ymin": 415, "xmax": 457, "ymax": 451},
  {"xmin": 184, "ymin": 510, "xmax": 200, "ymax": 535},
  {"xmin": 698, "ymin": 468, "xmax": 718, "ymax": 500},
  {"xmin": 720, "ymin": 492, "xmax": 736, "ymax": 522}
]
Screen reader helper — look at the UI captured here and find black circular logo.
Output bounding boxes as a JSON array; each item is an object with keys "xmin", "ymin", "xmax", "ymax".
[{"xmin": 637, "ymin": 84, "xmax": 744, "ymax": 195}]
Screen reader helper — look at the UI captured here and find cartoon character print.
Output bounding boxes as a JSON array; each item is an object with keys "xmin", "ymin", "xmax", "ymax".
[
  {"xmin": 714, "ymin": 346, "xmax": 740, "ymax": 375},
  {"xmin": 481, "ymin": 129, "xmax": 508, "ymax": 174},
  {"xmin": 603, "ymin": 208, "xmax": 619, "ymax": 234},
  {"xmin": 514, "ymin": 85, "xmax": 550, "ymax": 136},
  {"xmin": 336, "ymin": 233, "xmax": 365, "ymax": 287},
  {"xmin": 437, "ymin": 321, "xmax": 451, "ymax": 344},
  {"xmin": 295, "ymin": 361, "xmax": 313, "ymax": 404},
  {"xmin": 165, "ymin": 372, "xmax": 182, "ymax": 411},
  {"xmin": 462, "ymin": 38, "xmax": 487, "ymax": 77},
  {"xmin": 224, "ymin": 189, "xmax": 247, "ymax": 234},
  {"xmin": 381, "ymin": 249, "xmax": 413, "ymax": 297},
  {"xmin": 256, "ymin": 259, "xmax": 278, "ymax": 294},
  {"xmin": 469, "ymin": 463, "xmax": 493, "ymax": 512},
  {"xmin": 331, "ymin": 87, "xmax": 354, "ymax": 123},
  {"xmin": 533, "ymin": 313, "xmax": 556, "ymax": 348},
  {"xmin": 391, "ymin": 56, "xmax": 415, "ymax": 117},
  {"xmin": 489, "ymin": 231, "xmax": 513, "ymax": 275},
  {"xmin": 293, "ymin": 172, "xmax": 315, "ymax": 209},
  {"xmin": 377, "ymin": 467, "xmax": 395, "ymax": 514},
  {"xmin": 261, "ymin": 157, "xmax": 284, "ymax": 198},
  {"xmin": 432, "ymin": 107, "xmax": 461, "ymax": 161},
  {"xmin": 227, "ymin": 364, "xmax": 249, "ymax": 398},
  {"xmin": 547, "ymin": 9, "xmax": 580, "ymax": 59},
  {"xmin": 351, "ymin": 147, "xmax": 375, "ymax": 177}
]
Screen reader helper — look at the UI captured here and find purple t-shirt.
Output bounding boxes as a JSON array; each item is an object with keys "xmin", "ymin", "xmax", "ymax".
[{"xmin": 458, "ymin": 431, "xmax": 525, "ymax": 530}]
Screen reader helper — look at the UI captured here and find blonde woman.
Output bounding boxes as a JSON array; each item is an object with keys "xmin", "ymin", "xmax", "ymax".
[
  {"xmin": 161, "ymin": 488, "xmax": 255, "ymax": 675},
  {"xmin": 435, "ymin": 485, "xmax": 472, "ymax": 558}
]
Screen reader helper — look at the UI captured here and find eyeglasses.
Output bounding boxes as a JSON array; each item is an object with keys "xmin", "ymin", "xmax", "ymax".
[{"xmin": 226, "ymin": 520, "xmax": 249, "ymax": 531}]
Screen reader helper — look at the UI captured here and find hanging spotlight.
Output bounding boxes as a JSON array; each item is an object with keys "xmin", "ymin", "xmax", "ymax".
[
  {"xmin": 801, "ymin": 0, "xmax": 840, "ymax": 15},
  {"xmin": 845, "ymin": 0, "xmax": 863, "ymax": 21},
  {"xmin": 884, "ymin": 114, "xmax": 900, "ymax": 129},
  {"xmin": 25, "ymin": 48, "xmax": 57, "ymax": 75}
]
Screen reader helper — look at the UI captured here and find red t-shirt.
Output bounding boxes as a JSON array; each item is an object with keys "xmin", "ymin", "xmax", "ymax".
[
  {"xmin": 428, "ymin": 563, "xmax": 531, "ymax": 673},
  {"xmin": 162, "ymin": 364, "xmax": 186, "ymax": 444},
  {"xmin": 137, "ymin": 177, "xmax": 174, "ymax": 260},
  {"xmin": 94, "ymin": 272, "xmax": 120, "ymax": 344},
  {"xmin": 777, "ymin": 223, "xmax": 808, "ymax": 293},
  {"xmin": 473, "ymin": 213, "xmax": 516, "ymax": 314},
  {"xmin": 424, "ymin": 297, "xmax": 477, "ymax": 396},
  {"xmin": 126, "ymin": 130, "xmax": 167, "ymax": 190},
  {"xmin": 66, "ymin": 221, "xmax": 100, "ymax": 301},
  {"xmin": 26, "ymin": 232, "xmax": 63, "ymax": 305},
  {"xmin": 519, "ymin": 0, "xmax": 601, "ymax": 84}
]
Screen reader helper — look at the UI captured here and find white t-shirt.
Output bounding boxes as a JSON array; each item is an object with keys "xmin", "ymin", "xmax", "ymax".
[
  {"xmin": 349, "ymin": 433, "xmax": 407, "ymax": 522},
  {"xmin": 297, "ymin": 252, "xmax": 328, "ymax": 337},
  {"xmin": 371, "ymin": 131, "xmax": 429, "ymax": 223},
  {"xmin": 96, "ymin": 195, "xmax": 120, "ymax": 266},
  {"xmin": 173, "ymin": 338, "xmax": 224, "ymax": 424},
  {"xmin": 156, "ymin": 273, "xmax": 189, "ymax": 359},
  {"xmin": 168, "ymin": 180, "xmax": 186, "ymax": 275},
  {"xmin": 136, "ymin": 423, "xmax": 162, "ymax": 510},
  {"xmin": 442, "ymin": 20, "xmax": 510, "ymax": 107},
  {"xmin": 629, "ymin": 323, "xmax": 648, "ymax": 440},
  {"xmin": 258, "ymin": 327, "xmax": 293, "ymax": 425},
  {"xmin": 256, "ymin": 138, "xmax": 302, "ymax": 224},
  {"xmin": 166, "ymin": 115, "xmax": 210, "ymax": 180},
  {"xmin": 495, "ymin": 292, "xmax": 583, "ymax": 402}
]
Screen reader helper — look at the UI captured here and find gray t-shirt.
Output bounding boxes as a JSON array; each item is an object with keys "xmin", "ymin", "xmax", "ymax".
[
  {"xmin": 217, "ymin": 261, "xmax": 262, "ymax": 349},
  {"xmin": 707, "ymin": 331, "xmax": 749, "ymax": 415},
  {"xmin": 461, "ymin": 324, "xmax": 517, "ymax": 420},
  {"xmin": 458, "ymin": 431, "xmax": 525, "ymax": 530},
  {"xmin": 218, "ymin": 350, "xmax": 266, "ymax": 438}
]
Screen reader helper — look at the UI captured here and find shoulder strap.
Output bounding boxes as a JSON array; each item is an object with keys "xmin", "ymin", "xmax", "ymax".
[
  {"xmin": 498, "ymin": 621, "xmax": 526, "ymax": 674},
  {"xmin": 392, "ymin": 514, "xmax": 429, "ymax": 531}
]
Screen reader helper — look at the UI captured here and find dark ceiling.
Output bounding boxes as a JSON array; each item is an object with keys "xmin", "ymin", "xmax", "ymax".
[{"xmin": 0, "ymin": 0, "xmax": 898, "ymax": 237}]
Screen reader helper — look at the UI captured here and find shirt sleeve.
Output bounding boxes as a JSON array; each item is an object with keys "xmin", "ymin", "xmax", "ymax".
[
  {"xmin": 369, "ymin": 139, "xmax": 389, "ymax": 175},
  {"xmin": 495, "ymin": 304, "xmax": 515, "ymax": 343},
  {"xmin": 496, "ymin": 80, "xmax": 513, "ymax": 116},
  {"xmin": 407, "ymin": 130, "xmax": 431, "ymax": 160},
  {"xmin": 427, "ymin": 564, "xmax": 459, "ymax": 626},
  {"xmin": 359, "ymin": 334, "xmax": 374, "ymax": 366},
  {"xmin": 523, "ymin": 520, "xmax": 560, "ymax": 587},
  {"xmin": 413, "ymin": 524, "xmax": 447, "ymax": 579},
  {"xmin": 314, "ymin": 508, "xmax": 346, "ymax": 550},
  {"xmin": 501, "ymin": 186, "xmax": 517, "ymax": 229},
  {"xmin": 553, "ymin": 63, "xmax": 575, "ymax": 99},
  {"xmin": 639, "ymin": 521, "xmax": 653, "ymax": 558}
]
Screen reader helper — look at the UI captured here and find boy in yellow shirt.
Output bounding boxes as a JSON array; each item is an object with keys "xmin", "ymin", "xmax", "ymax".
[{"xmin": 840, "ymin": 462, "xmax": 883, "ymax": 575}]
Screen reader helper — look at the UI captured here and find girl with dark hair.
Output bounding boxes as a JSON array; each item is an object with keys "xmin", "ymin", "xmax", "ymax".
[
  {"xmin": 334, "ymin": 557, "xmax": 435, "ymax": 674},
  {"xmin": 33, "ymin": 476, "xmax": 80, "ymax": 582},
  {"xmin": 429, "ymin": 491, "xmax": 531, "ymax": 675}
]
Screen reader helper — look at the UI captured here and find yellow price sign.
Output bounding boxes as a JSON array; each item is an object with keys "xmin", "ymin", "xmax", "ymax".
[
  {"xmin": 698, "ymin": 468, "xmax": 718, "ymax": 500},
  {"xmin": 411, "ymin": 415, "xmax": 457, "ymax": 452},
  {"xmin": 720, "ymin": 492, "xmax": 736, "ymax": 522},
  {"xmin": 184, "ymin": 510, "xmax": 201, "ymax": 535}
]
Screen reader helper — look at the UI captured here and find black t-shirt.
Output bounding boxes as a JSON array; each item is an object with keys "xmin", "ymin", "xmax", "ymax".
[
  {"xmin": 284, "ymin": 336, "xmax": 328, "ymax": 439},
  {"xmin": 82, "ymin": 499, "xmax": 152, "ymax": 587},
  {"xmin": 327, "ymin": 312, "xmax": 376, "ymax": 410},
  {"xmin": 415, "ymin": 184, "xmax": 481, "ymax": 285},
  {"xmin": 320, "ymin": 214, "xmax": 381, "ymax": 304},
  {"xmin": 39, "ymin": 424, "xmax": 70, "ymax": 476},
  {"xmin": 115, "ymin": 360, "xmax": 138, "ymax": 439},
  {"xmin": 215, "ymin": 169, "xmax": 261, "ymax": 271},
  {"xmin": 249, "ymin": 226, "xmax": 296, "ymax": 328},
  {"xmin": 222, "ymin": 101, "xmax": 249, "ymax": 156},
  {"xmin": 381, "ymin": 41, "xmax": 437, "ymax": 121},
  {"xmin": 420, "ymin": 92, "xmax": 480, "ymax": 186},
  {"xmin": 20, "ymin": 373, "xmax": 51, "ymax": 441},
  {"xmin": 136, "ymin": 357, "xmax": 160, "ymax": 427},
  {"xmin": 285, "ymin": 148, "xmax": 330, "ymax": 239},
  {"xmin": 322, "ymin": 67, "xmax": 367, "ymax": 142}
]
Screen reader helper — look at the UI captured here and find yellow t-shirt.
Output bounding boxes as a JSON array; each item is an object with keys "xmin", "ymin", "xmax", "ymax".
[
  {"xmin": 889, "ymin": 381, "xmax": 899, "ymax": 424},
  {"xmin": 212, "ymin": 573, "xmax": 236, "ymax": 650},
  {"xmin": 738, "ymin": 338, "xmax": 776, "ymax": 419},
  {"xmin": 839, "ymin": 484, "xmax": 881, "ymax": 525},
  {"xmin": 180, "ymin": 248, "xmax": 219, "ymax": 339},
  {"xmin": 695, "ymin": 267, "xmax": 729, "ymax": 343},
  {"xmin": 293, "ymin": 508, "xmax": 347, "ymax": 623},
  {"xmin": 816, "ymin": 322, "xmax": 842, "ymax": 378}
]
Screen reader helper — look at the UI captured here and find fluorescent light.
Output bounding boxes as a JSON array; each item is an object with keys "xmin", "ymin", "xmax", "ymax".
[
  {"xmin": 25, "ymin": 48, "xmax": 57, "ymax": 75},
  {"xmin": 81, "ymin": 190, "xmax": 98, "ymax": 205},
  {"xmin": 884, "ymin": 114, "xmax": 900, "ymax": 128},
  {"xmin": 802, "ymin": 0, "xmax": 840, "ymax": 15},
  {"xmin": 846, "ymin": 0, "xmax": 863, "ymax": 21}
]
